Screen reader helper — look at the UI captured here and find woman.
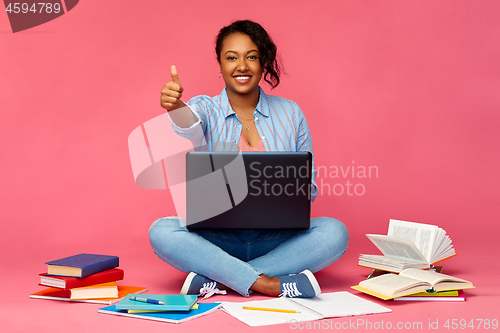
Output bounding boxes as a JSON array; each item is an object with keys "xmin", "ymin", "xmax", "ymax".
[{"xmin": 150, "ymin": 20, "xmax": 348, "ymax": 298}]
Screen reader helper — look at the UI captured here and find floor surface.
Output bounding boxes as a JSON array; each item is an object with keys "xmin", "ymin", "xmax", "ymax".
[{"xmin": 5, "ymin": 236, "xmax": 498, "ymax": 333}]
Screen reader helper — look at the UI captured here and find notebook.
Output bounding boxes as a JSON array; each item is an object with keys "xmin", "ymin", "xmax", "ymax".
[
  {"xmin": 98, "ymin": 303, "xmax": 222, "ymax": 324},
  {"xmin": 115, "ymin": 294, "xmax": 198, "ymax": 311},
  {"xmin": 186, "ymin": 151, "xmax": 312, "ymax": 229}
]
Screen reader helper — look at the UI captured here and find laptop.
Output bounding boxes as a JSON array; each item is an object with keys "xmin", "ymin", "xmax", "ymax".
[{"xmin": 186, "ymin": 151, "xmax": 312, "ymax": 229}]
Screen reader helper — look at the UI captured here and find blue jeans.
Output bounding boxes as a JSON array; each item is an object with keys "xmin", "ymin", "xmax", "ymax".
[{"xmin": 148, "ymin": 216, "xmax": 349, "ymax": 296}]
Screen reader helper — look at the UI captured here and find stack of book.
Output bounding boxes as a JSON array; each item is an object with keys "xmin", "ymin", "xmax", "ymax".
[
  {"xmin": 30, "ymin": 253, "xmax": 147, "ymax": 304},
  {"xmin": 98, "ymin": 294, "xmax": 222, "ymax": 324},
  {"xmin": 352, "ymin": 219, "xmax": 474, "ymax": 301}
]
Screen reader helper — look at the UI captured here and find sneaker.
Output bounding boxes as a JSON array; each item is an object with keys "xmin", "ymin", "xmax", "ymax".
[
  {"xmin": 180, "ymin": 272, "xmax": 227, "ymax": 299},
  {"xmin": 278, "ymin": 270, "xmax": 321, "ymax": 298}
]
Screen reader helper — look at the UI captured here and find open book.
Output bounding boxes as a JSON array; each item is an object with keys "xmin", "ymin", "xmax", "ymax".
[
  {"xmin": 352, "ymin": 268, "xmax": 474, "ymax": 300},
  {"xmin": 358, "ymin": 219, "xmax": 456, "ymax": 272}
]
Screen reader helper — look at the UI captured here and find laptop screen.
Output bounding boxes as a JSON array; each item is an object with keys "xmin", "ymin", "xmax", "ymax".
[{"xmin": 186, "ymin": 152, "xmax": 312, "ymax": 229}]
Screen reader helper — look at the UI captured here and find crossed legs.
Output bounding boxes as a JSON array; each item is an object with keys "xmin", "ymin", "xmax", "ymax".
[{"xmin": 149, "ymin": 216, "xmax": 349, "ymax": 296}]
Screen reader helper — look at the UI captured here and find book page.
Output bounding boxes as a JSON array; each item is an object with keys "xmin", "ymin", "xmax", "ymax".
[
  {"xmin": 388, "ymin": 219, "xmax": 438, "ymax": 263},
  {"xmin": 359, "ymin": 254, "xmax": 429, "ymax": 271},
  {"xmin": 360, "ymin": 254, "xmax": 417, "ymax": 265},
  {"xmin": 431, "ymin": 234, "xmax": 456, "ymax": 263},
  {"xmin": 359, "ymin": 274, "xmax": 430, "ymax": 296},
  {"xmin": 433, "ymin": 235, "xmax": 451, "ymax": 257},
  {"xmin": 430, "ymin": 227, "xmax": 445, "ymax": 259},
  {"xmin": 366, "ymin": 234, "xmax": 428, "ymax": 263},
  {"xmin": 399, "ymin": 268, "xmax": 470, "ymax": 286}
]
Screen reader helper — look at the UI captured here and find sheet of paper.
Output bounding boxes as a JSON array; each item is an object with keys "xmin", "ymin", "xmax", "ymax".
[
  {"xmin": 291, "ymin": 291, "xmax": 392, "ymax": 317},
  {"xmin": 222, "ymin": 297, "xmax": 320, "ymax": 326},
  {"xmin": 221, "ymin": 292, "xmax": 391, "ymax": 327}
]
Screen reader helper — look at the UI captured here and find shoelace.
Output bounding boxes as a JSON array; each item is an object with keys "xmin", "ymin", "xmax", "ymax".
[
  {"xmin": 198, "ymin": 281, "xmax": 227, "ymax": 299},
  {"xmin": 280, "ymin": 282, "xmax": 302, "ymax": 298}
]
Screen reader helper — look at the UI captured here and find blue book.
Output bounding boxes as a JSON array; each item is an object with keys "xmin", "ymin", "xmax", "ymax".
[
  {"xmin": 98, "ymin": 303, "xmax": 222, "ymax": 324},
  {"xmin": 45, "ymin": 254, "xmax": 119, "ymax": 278},
  {"xmin": 115, "ymin": 294, "xmax": 198, "ymax": 311}
]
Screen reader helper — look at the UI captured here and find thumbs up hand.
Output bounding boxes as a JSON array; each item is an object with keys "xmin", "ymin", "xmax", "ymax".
[{"xmin": 161, "ymin": 65, "xmax": 186, "ymax": 111}]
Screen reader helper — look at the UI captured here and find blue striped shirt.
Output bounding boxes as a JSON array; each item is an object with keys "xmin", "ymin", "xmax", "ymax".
[{"xmin": 169, "ymin": 87, "xmax": 318, "ymax": 201}]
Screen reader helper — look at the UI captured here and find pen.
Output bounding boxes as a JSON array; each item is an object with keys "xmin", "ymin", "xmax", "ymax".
[
  {"xmin": 242, "ymin": 306, "xmax": 300, "ymax": 313},
  {"xmin": 129, "ymin": 296, "xmax": 165, "ymax": 305}
]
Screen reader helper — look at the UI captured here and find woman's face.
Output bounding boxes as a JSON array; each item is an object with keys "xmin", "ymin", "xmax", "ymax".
[{"xmin": 219, "ymin": 33, "xmax": 263, "ymax": 98}]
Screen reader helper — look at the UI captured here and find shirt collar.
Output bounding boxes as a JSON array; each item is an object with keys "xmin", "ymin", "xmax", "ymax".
[{"xmin": 222, "ymin": 87, "xmax": 271, "ymax": 119}]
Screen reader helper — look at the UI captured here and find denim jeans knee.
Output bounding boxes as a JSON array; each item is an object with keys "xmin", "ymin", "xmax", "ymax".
[{"xmin": 149, "ymin": 216, "xmax": 182, "ymax": 233}]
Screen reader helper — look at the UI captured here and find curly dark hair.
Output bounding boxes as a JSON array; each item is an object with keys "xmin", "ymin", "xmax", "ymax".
[{"xmin": 215, "ymin": 20, "xmax": 282, "ymax": 89}]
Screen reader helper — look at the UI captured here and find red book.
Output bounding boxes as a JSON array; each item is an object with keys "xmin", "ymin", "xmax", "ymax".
[{"xmin": 39, "ymin": 268, "xmax": 124, "ymax": 289}]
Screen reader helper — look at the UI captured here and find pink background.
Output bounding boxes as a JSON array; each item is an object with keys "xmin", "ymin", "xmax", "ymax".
[{"xmin": 2, "ymin": 0, "xmax": 499, "ymax": 332}]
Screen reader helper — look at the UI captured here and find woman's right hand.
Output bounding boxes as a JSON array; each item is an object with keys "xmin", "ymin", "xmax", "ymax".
[{"xmin": 161, "ymin": 65, "xmax": 186, "ymax": 111}]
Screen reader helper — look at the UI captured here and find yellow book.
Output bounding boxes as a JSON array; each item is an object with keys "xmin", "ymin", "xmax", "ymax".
[
  {"xmin": 393, "ymin": 290, "xmax": 466, "ymax": 301},
  {"xmin": 409, "ymin": 290, "xmax": 458, "ymax": 297}
]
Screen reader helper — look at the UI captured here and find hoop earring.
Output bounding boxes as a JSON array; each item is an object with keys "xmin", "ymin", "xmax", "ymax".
[{"xmin": 219, "ymin": 72, "xmax": 222, "ymax": 78}]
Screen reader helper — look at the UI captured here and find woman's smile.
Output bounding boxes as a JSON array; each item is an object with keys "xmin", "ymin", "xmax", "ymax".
[{"xmin": 233, "ymin": 75, "xmax": 252, "ymax": 84}]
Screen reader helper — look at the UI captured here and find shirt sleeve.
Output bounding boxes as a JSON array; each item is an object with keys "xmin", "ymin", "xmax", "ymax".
[
  {"xmin": 295, "ymin": 104, "xmax": 319, "ymax": 202},
  {"xmin": 167, "ymin": 95, "xmax": 211, "ymax": 149}
]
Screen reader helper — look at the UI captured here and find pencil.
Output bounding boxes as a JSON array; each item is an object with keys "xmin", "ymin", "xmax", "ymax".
[{"xmin": 242, "ymin": 306, "xmax": 300, "ymax": 313}]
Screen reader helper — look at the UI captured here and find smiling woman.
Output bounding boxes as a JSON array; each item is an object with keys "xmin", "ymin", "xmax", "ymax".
[
  {"xmin": 153, "ymin": 20, "xmax": 349, "ymax": 299},
  {"xmin": 219, "ymin": 32, "xmax": 264, "ymax": 145},
  {"xmin": 219, "ymin": 33, "xmax": 263, "ymax": 106}
]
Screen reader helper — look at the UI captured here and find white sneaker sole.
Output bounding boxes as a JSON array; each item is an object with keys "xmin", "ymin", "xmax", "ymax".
[{"xmin": 180, "ymin": 272, "xmax": 197, "ymax": 295}]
